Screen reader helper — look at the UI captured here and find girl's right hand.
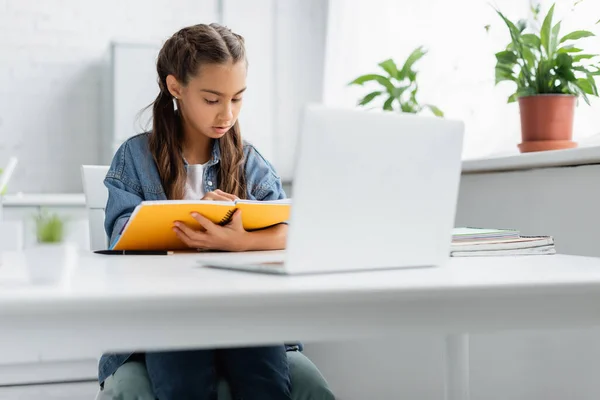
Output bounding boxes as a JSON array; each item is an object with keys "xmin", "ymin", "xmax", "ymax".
[{"xmin": 201, "ymin": 189, "xmax": 239, "ymax": 201}]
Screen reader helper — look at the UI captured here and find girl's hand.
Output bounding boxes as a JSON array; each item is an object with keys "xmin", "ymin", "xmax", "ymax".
[
  {"xmin": 201, "ymin": 190, "xmax": 239, "ymax": 202},
  {"xmin": 173, "ymin": 209, "xmax": 249, "ymax": 252}
]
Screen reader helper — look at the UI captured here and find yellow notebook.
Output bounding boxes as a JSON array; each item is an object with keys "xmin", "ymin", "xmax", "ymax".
[{"xmin": 111, "ymin": 199, "xmax": 291, "ymax": 251}]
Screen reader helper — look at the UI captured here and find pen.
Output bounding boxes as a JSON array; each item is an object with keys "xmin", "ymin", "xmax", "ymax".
[{"xmin": 94, "ymin": 250, "xmax": 174, "ymax": 255}]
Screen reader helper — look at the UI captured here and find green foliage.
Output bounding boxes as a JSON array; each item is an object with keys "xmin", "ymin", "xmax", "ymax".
[
  {"xmin": 494, "ymin": 2, "xmax": 600, "ymax": 104},
  {"xmin": 348, "ymin": 47, "xmax": 444, "ymax": 117},
  {"xmin": 35, "ymin": 209, "xmax": 64, "ymax": 243}
]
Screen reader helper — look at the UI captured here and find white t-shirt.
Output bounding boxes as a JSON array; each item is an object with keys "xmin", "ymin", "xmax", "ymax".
[{"xmin": 183, "ymin": 163, "xmax": 207, "ymax": 200}]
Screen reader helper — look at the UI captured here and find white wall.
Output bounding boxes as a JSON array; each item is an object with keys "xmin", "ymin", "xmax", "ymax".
[
  {"xmin": 273, "ymin": 0, "xmax": 328, "ymax": 180},
  {"xmin": 0, "ymin": 0, "xmax": 218, "ymax": 193},
  {"xmin": 0, "ymin": 0, "xmax": 326, "ymax": 192},
  {"xmin": 222, "ymin": 0, "xmax": 277, "ymax": 162},
  {"xmin": 222, "ymin": 0, "xmax": 328, "ymax": 181}
]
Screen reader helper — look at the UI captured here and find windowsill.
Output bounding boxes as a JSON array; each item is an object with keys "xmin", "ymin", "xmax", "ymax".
[
  {"xmin": 462, "ymin": 145, "xmax": 600, "ymax": 174},
  {"xmin": 1, "ymin": 193, "xmax": 86, "ymax": 207}
]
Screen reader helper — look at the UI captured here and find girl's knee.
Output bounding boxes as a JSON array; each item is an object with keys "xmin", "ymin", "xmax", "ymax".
[
  {"xmin": 102, "ymin": 361, "xmax": 154, "ymax": 400},
  {"xmin": 287, "ymin": 351, "xmax": 335, "ymax": 400}
]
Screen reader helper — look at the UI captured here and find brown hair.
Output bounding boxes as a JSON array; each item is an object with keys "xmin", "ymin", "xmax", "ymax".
[{"xmin": 149, "ymin": 23, "xmax": 248, "ymax": 200}]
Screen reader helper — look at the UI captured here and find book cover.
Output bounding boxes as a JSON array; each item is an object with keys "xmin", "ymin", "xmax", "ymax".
[
  {"xmin": 451, "ymin": 244, "xmax": 556, "ymax": 257},
  {"xmin": 112, "ymin": 199, "xmax": 291, "ymax": 251},
  {"xmin": 452, "ymin": 227, "xmax": 520, "ymax": 242},
  {"xmin": 450, "ymin": 235, "xmax": 554, "ymax": 252}
]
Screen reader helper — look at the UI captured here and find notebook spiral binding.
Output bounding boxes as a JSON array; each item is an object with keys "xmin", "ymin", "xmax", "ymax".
[{"xmin": 219, "ymin": 209, "xmax": 235, "ymax": 226}]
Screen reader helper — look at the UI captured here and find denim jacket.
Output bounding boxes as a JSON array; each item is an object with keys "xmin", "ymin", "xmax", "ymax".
[
  {"xmin": 99, "ymin": 132, "xmax": 299, "ymax": 385},
  {"xmin": 104, "ymin": 132, "xmax": 286, "ymax": 246}
]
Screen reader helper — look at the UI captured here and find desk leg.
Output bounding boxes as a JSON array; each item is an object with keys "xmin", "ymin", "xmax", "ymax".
[{"xmin": 444, "ymin": 333, "xmax": 470, "ymax": 400}]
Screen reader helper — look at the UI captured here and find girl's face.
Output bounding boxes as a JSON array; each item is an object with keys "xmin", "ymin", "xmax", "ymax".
[{"xmin": 167, "ymin": 61, "xmax": 247, "ymax": 140}]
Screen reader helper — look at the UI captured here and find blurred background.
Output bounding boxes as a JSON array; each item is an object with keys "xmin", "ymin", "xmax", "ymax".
[
  {"xmin": 0, "ymin": 0, "xmax": 598, "ymax": 194},
  {"xmin": 1, "ymin": 1, "xmax": 600, "ymax": 399}
]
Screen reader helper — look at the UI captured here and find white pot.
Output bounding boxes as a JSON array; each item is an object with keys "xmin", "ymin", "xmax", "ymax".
[{"xmin": 25, "ymin": 242, "xmax": 77, "ymax": 285}]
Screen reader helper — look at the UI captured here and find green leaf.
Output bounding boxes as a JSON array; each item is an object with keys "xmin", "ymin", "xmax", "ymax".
[
  {"xmin": 496, "ymin": 10, "xmax": 522, "ymax": 39},
  {"xmin": 570, "ymin": 80, "xmax": 591, "ymax": 104},
  {"xmin": 495, "ymin": 50, "xmax": 518, "ymax": 64},
  {"xmin": 576, "ymin": 78, "xmax": 595, "ymax": 95},
  {"xmin": 507, "ymin": 93, "xmax": 519, "ymax": 103},
  {"xmin": 521, "ymin": 34, "xmax": 542, "ymax": 49},
  {"xmin": 582, "ymin": 93, "xmax": 591, "ymax": 105},
  {"xmin": 555, "ymin": 54, "xmax": 577, "ymax": 84},
  {"xmin": 550, "ymin": 21, "xmax": 561, "ymax": 57},
  {"xmin": 558, "ymin": 45, "xmax": 583, "ymax": 53},
  {"xmin": 400, "ymin": 102, "xmax": 416, "ymax": 113},
  {"xmin": 560, "ymin": 30, "xmax": 595, "ymax": 43},
  {"xmin": 507, "ymin": 87, "xmax": 537, "ymax": 103},
  {"xmin": 424, "ymin": 104, "xmax": 444, "ymax": 117},
  {"xmin": 383, "ymin": 96, "xmax": 395, "ymax": 111},
  {"xmin": 398, "ymin": 47, "xmax": 427, "ymax": 81},
  {"xmin": 521, "ymin": 46, "xmax": 537, "ymax": 71},
  {"xmin": 575, "ymin": 72, "xmax": 600, "ymax": 96},
  {"xmin": 540, "ymin": 4, "xmax": 555, "ymax": 57},
  {"xmin": 558, "ymin": 68, "xmax": 577, "ymax": 83},
  {"xmin": 582, "ymin": 65, "xmax": 600, "ymax": 76},
  {"xmin": 588, "ymin": 75, "xmax": 599, "ymax": 96},
  {"xmin": 410, "ymin": 87, "xmax": 418, "ymax": 103},
  {"xmin": 496, "ymin": 9, "xmax": 523, "ymax": 47},
  {"xmin": 573, "ymin": 54, "xmax": 598, "ymax": 62},
  {"xmin": 407, "ymin": 69, "xmax": 417, "ymax": 82},
  {"xmin": 517, "ymin": 19, "xmax": 528, "ymax": 33},
  {"xmin": 573, "ymin": 66, "xmax": 600, "ymax": 77},
  {"xmin": 556, "ymin": 52, "xmax": 573, "ymax": 70},
  {"xmin": 348, "ymin": 74, "xmax": 396, "ymax": 94},
  {"xmin": 573, "ymin": 83, "xmax": 592, "ymax": 104},
  {"xmin": 378, "ymin": 59, "xmax": 398, "ymax": 79},
  {"xmin": 495, "ymin": 64, "xmax": 517, "ymax": 84},
  {"xmin": 392, "ymin": 86, "xmax": 409, "ymax": 99},
  {"xmin": 357, "ymin": 91, "xmax": 382, "ymax": 106}
]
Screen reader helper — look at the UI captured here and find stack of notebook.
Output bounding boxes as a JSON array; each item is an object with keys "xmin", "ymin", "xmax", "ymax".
[{"xmin": 450, "ymin": 227, "xmax": 555, "ymax": 257}]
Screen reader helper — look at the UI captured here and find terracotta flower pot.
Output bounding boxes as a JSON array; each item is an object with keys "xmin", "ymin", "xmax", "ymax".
[{"xmin": 517, "ymin": 94, "xmax": 577, "ymax": 153}]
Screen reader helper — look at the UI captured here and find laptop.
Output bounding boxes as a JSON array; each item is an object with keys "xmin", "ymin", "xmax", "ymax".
[{"xmin": 201, "ymin": 104, "xmax": 464, "ymax": 275}]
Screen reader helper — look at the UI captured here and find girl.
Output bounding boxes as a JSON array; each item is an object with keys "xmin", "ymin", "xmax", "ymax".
[{"xmin": 99, "ymin": 23, "xmax": 333, "ymax": 400}]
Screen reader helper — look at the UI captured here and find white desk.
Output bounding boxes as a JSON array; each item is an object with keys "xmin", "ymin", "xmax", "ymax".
[{"xmin": 2, "ymin": 248, "xmax": 600, "ymax": 399}]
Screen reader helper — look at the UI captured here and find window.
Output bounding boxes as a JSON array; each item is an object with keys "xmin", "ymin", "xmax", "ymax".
[{"xmin": 322, "ymin": 0, "xmax": 599, "ymax": 158}]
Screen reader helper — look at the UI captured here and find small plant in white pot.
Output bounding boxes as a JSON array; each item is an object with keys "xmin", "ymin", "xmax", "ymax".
[{"xmin": 28, "ymin": 209, "xmax": 72, "ymax": 283}]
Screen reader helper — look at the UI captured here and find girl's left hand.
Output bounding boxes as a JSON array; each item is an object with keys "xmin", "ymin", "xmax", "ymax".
[{"xmin": 173, "ymin": 209, "xmax": 249, "ymax": 252}]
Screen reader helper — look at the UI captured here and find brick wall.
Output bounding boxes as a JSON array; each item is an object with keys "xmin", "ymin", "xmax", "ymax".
[
  {"xmin": 0, "ymin": 0, "xmax": 328, "ymax": 191},
  {"xmin": 0, "ymin": 0, "xmax": 218, "ymax": 192}
]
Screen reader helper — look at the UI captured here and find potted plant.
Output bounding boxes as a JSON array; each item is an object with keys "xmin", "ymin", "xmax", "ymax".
[
  {"xmin": 26, "ymin": 209, "xmax": 70, "ymax": 283},
  {"xmin": 348, "ymin": 46, "xmax": 444, "ymax": 117},
  {"xmin": 35, "ymin": 208, "xmax": 65, "ymax": 244},
  {"xmin": 494, "ymin": 2, "xmax": 600, "ymax": 152}
]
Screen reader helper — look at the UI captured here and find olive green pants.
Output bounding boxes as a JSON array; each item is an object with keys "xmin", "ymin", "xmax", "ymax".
[{"xmin": 100, "ymin": 350, "xmax": 335, "ymax": 400}]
